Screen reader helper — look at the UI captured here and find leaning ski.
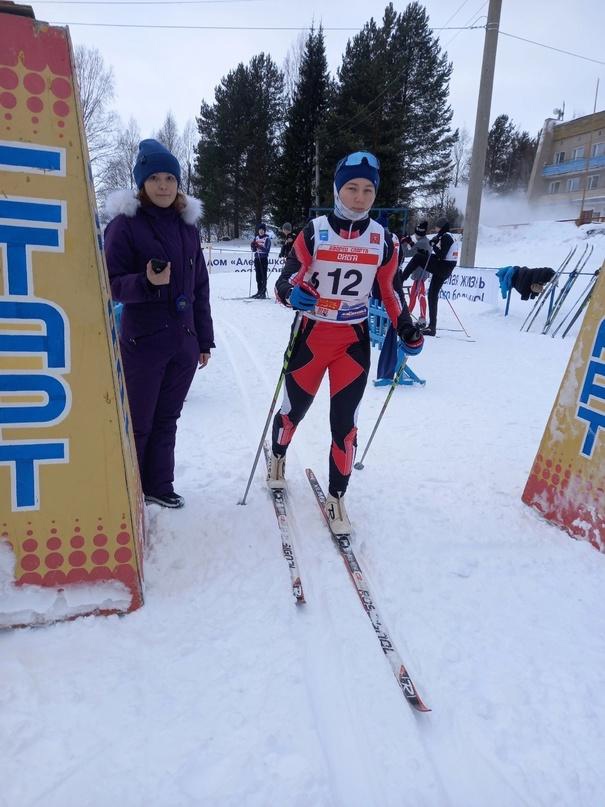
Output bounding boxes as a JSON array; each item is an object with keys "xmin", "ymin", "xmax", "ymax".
[
  {"xmin": 521, "ymin": 245, "xmax": 577, "ymax": 332},
  {"xmin": 263, "ymin": 443, "xmax": 305, "ymax": 604},
  {"xmin": 542, "ymin": 244, "xmax": 593, "ymax": 334},
  {"xmin": 306, "ymin": 468, "xmax": 430, "ymax": 712},
  {"xmin": 561, "ymin": 270, "xmax": 600, "ymax": 338}
]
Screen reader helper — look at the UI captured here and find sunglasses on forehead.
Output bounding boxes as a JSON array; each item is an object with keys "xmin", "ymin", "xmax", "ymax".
[{"xmin": 336, "ymin": 151, "xmax": 380, "ymax": 170}]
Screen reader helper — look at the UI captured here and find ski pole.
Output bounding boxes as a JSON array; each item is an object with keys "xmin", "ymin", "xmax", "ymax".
[
  {"xmin": 443, "ymin": 295, "xmax": 472, "ymax": 339},
  {"xmin": 238, "ymin": 311, "xmax": 303, "ymax": 505},
  {"xmin": 249, "ymin": 252, "xmax": 255, "ymax": 296},
  {"xmin": 354, "ymin": 352, "xmax": 410, "ymax": 471}
]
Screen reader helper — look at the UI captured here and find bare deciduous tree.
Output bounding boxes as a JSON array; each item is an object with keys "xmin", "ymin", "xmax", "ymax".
[
  {"xmin": 74, "ymin": 44, "xmax": 117, "ymax": 168},
  {"xmin": 96, "ymin": 117, "xmax": 141, "ymax": 219},
  {"xmin": 155, "ymin": 111, "xmax": 186, "ymax": 164},
  {"xmin": 180, "ymin": 119, "xmax": 198, "ymax": 194},
  {"xmin": 281, "ymin": 31, "xmax": 307, "ymax": 103},
  {"xmin": 451, "ymin": 126, "xmax": 471, "ymax": 187}
]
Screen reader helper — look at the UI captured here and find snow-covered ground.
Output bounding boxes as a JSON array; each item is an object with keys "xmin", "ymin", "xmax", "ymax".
[{"xmin": 1, "ymin": 222, "xmax": 604, "ymax": 807}]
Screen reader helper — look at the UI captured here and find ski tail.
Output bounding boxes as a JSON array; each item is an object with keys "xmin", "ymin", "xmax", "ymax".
[
  {"xmin": 263, "ymin": 443, "xmax": 305, "ymax": 604},
  {"xmin": 551, "ymin": 268, "xmax": 599, "ymax": 337},
  {"xmin": 561, "ymin": 271, "xmax": 600, "ymax": 338},
  {"xmin": 306, "ymin": 468, "xmax": 430, "ymax": 713}
]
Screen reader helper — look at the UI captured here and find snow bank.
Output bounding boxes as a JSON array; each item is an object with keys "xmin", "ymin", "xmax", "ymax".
[{"xmin": 0, "ymin": 540, "xmax": 131, "ymax": 628}]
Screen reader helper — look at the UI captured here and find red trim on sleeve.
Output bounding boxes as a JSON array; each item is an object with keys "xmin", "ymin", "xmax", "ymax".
[
  {"xmin": 290, "ymin": 228, "xmax": 314, "ymax": 287},
  {"xmin": 377, "ymin": 237, "xmax": 402, "ymax": 326}
]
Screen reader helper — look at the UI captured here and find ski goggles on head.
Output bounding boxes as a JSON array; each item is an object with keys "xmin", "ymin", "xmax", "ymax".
[{"xmin": 336, "ymin": 151, "xmax": 380, "ymax": 171}]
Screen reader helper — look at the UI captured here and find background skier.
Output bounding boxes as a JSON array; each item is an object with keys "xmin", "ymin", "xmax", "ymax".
[
  {"xmin": 250, "ymin": 223, "xmax": 272, "ymax": 298},
  {"xmin": 401, "ymin": 217, "xmax": 459, "ymax": 335},
  {"xmin": 401, "ymin": 221, "xmax": 431, "ymax": 326}
]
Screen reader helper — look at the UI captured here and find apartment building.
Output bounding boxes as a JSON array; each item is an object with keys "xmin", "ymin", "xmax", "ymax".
[{"xmin": 527, "ymin": 110, "xmax": 605, "ymax": 219}]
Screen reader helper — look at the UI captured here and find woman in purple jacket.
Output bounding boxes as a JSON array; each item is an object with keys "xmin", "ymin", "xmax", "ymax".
[{"xmin": 104, "ymin": 139, "xmax": 214, "ymax": 508}]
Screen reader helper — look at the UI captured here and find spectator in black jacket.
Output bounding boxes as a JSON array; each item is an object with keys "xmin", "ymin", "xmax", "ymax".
[
  {"xmin": 279, "ymin": 222, "xmax": 296, "ymax": 260},
  {"xmin": 401, "ymin": 217, "xmax": 458, "ymax": 335},
  {"xmin": 250, "ymin": 224, "xmax": 272, "ymax": 299}
]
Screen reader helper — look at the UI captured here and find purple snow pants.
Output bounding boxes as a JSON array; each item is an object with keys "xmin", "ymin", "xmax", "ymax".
[{"xmin": 120, "ymin": 326, "xmax": 199, "ymax": 496}]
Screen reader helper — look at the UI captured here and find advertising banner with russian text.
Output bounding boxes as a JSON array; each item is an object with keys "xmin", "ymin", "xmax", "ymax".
[
  {"xmin": 0, "ymin": 11, "xmax": 144, "ymax": 626},
  {"xmin": 203, "ymin": 245, "xmax": 501, "ymax": 307}
]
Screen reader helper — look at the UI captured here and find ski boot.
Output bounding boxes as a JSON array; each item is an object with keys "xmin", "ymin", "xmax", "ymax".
[
  {"xmin": 325, "ymin": 494, "xmax": 351, "ymax": 535},
  {"xmin": 267, "ymin": 452, "xmax": 286, "ymax": 490}
]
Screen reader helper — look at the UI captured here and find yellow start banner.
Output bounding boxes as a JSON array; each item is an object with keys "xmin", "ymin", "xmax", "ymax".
[
  {"xmin": 523, "ymin": 263, "xmax": 605, "ymax": 553},
  {"xmin": 0, "ymin": 7, "xmax": 144, "ymax": 626}
]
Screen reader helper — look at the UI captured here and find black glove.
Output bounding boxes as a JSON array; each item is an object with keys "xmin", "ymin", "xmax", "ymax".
[{"xmin": 397, "ymin": 323, "xmax": 424, "ymax": 356}]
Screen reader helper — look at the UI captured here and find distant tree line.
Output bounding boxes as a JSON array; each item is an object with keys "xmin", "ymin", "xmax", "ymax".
[
  {"xmin": 195, "ymin": 2, "xmax": 459, "ymax": 238},
  {"xmin": 76, "ymin": 3, "xmax": 539, "ymax": 236}
]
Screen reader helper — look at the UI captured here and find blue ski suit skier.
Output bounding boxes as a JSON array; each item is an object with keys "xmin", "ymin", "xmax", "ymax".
[
  {"xmin": 250, "ymin": 224, "xmax": 272, "ymax": 298},
  {"xmin": 267, "ymin": 151, "xmax": 424, "ymax": 533},
  {"xmin": 104, "ymin": 139, "xmax": 214, "ymax": 509}
]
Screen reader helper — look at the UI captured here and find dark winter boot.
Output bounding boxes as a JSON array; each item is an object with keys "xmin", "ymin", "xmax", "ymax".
[
  {"xmin": 422, "ymin": 326, "xmax": 436, "ymax": 336},
  {"xmin": 145, "ymin": 492, "xmax": 185, "ymax": 508}
]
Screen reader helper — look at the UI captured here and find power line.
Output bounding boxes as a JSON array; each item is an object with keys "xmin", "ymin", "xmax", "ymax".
[
  {"xmin": 36, "ymin": 0, "xmax": 260, "ymax": 4},
  {"xmin": 499, "ymin": 30, "xmax": 605, "ymax": 67},
  {"xmin": 444, "ymin": 0, "xmax": 488, "ymax": 49},
  {"xmin": 46, "ymin": 19, "xmax": 485, "ymax": 30},
  {"xmin": 441, "ymin": 0, "xmax": 474, "ymax": 30}
]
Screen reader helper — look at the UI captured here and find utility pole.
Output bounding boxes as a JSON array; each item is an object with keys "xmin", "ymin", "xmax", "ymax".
[
  {"xmin": 315, "ymin": 137, "xmax": 320, "ymax": 207},
  {"xmin": 460, "ymin": 0, "xmax": 502, "ymax": 268}
]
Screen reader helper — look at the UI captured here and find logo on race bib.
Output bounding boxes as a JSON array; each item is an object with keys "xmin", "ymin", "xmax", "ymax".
[
  {"xmin": 370, "ymin": 232, "xmax": 380, "ymax": 244},
  {"xmin": 336, "ymin": 303, "xmax": 368, "ymax": 321},
  {"xmin": 319, "ymin": 229, "xmax": 329, "ymax": 242}
]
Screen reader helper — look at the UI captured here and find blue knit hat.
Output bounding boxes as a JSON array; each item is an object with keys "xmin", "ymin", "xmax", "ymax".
[
  {"xmin": 334, "ymin": 151, "xmax": 380, "ymax": 192},
  {"xmin": 133, "ymin": 139, "xmax": 181, "ymax": 189}
]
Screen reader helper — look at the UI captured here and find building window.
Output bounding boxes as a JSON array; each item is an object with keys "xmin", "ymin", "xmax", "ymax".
[
  {"xmin": 548, "ymin": 181, "xmax": 560, "ymax": 194},
  {"xmin": 567, "ymin": 177, "xmax": 581, "ymax": 192},
  {"xmin": 554, "ymin": 151, "xmax": 566, "ymax": 164},
  {"xmin": 588, "ymin": 175, "xmax": 599, "ymax": 190},
  {"xmin": 572, "ymin": 146, "xmax": 585, "ymax": 160},
  {"xmin": 592, "ymin": 142, "xmax": 605, "ymax": 158}
]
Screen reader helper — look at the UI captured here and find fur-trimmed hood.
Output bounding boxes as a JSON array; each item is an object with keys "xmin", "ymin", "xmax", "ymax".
[{"xmin": 104, "ymin": 189, "xmax": 202, "ymax": 226}]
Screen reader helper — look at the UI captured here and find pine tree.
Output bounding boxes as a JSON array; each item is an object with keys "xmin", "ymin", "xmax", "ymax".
[
  {"xmin": 485, "ymin": 114, "xmax": 517, "ymax": 191},
  {"xmin": 273, "ymin": 26, "xmax": 331, "ymax": 228},
  {"xmin": 508, "ymin": 130, "xmax": 538, "ymax": 192},
  {"xmin": 319, "ymin": 3, "xmax": 456, "ymax": 215},
  {"xmin": 195, "ymin": 64, "xmax": 252, "ymax": 237},
  {"xmin": 485, "ymin": 115, "xmax": 538, "ymax": 193},
  {"xmin": 318, "ymin": 12, "xmax": 390, "ymax": 205},
  {"xmin": 194, "ymin": 57, "xmax": 284, "ymax": 236},
  {"xmin": 244, "ymin": 53, "xmax": 285, "ymax": 227}
]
